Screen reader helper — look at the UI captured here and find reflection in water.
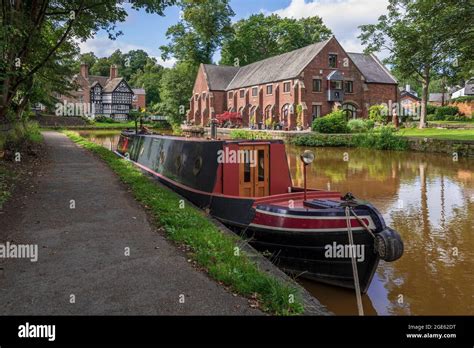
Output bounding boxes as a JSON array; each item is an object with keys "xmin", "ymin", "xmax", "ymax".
[
  {"xmin": 78, "ymin": 131, "xmax": 121, "ymax": 151},
  {"xmin": 288, "ymin": 146, "xmax": 474, "ymax": 315},
  {"xmin": 82, "ymin": 131, "xmax": 474, "ymax": 315}
]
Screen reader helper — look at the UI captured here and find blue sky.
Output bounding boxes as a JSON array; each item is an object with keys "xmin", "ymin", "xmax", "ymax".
[{"xmin": 78, "ymin": 0, "xmax": 389, "ymax": 67}]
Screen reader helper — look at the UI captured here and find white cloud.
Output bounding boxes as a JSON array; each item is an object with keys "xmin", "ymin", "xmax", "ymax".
[
  {"xmin": 271, "ymin": 0, "xmax": 389, "ymax": 54},
  {"xmin": 77, "ymin": 37, "xmax": 176, "ymax": 68}
]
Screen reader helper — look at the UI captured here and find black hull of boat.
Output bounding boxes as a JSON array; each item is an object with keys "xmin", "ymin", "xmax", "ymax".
[{"xmin": 233, "ymin": 225, "xmax": 379, "ymax": 293}]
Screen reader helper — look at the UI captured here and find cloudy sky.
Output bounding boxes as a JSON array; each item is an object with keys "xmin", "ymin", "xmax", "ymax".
[{"xmin": 78, "ymin": 0, "xmax": 390, "ymax": 67}]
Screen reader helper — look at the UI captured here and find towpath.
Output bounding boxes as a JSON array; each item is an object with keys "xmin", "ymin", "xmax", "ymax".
[{"xmin": 0, "ymin": 131, "xmax": 260, "ymax": 315}]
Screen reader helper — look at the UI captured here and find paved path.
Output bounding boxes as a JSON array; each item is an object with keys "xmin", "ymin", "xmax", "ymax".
[{"xmin": 0, "ymin": 131, "xmax": 260, "ymax": 315}]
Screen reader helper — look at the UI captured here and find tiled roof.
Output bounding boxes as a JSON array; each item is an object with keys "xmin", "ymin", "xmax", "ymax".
[
  {"xmin": 400, "ymin": 90, "xmax": 421, "ymax": 101},
  {"xmin": 201, "ymin": 39, "xmax": 397, "ymax": 91},
  {"xmin": 202, "ymin": 64, "xmax": 240, "ymax": 91},
  {"xmin": 347, "ymin": 53, "xmax": 397, "ymax": 84},
  {"xmin": 102, "ymin": 78, "xmax": 124, "ymax": 93},
  {"xmin": 88, "ymin": 75, "xmax": 108, "ymax": 87},
  {"xmin": 226, "ymin": 39, "xmax": 330, "ymax": 90},
  {"xmin": 132, "ymin": 88, "xmax": 146, "ymax": 95},
  {"xmin": 429, "ymin": 93, "xmax": 450, "ymax": 102}
]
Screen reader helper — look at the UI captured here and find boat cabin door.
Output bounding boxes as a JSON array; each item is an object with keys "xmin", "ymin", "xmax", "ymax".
[{"xmin": 239, "ymin": 145, "xmax": 269, "ymax": 197}]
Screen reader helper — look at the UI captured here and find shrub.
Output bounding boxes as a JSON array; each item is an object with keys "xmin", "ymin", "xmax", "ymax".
[
  {"xmin": 435, "ymin": 105, "xmax": 459, "ymax": 118},
  {"xmin": 312, "ymin": 110, "xmax": 348, "ymax": 134},
  {"xmin": 229, "ymin": 129, "xmax": 273, "ymax": 140},
  {"xmin": 1, "ymin": 121, "xmax": 42, "ymax": 153},
  {"xmin": 427, "ymin": 114, "xmax": 437, "ymax": 121},
  {"xmin": 290, "ymin": 134, "xmax": 353, "ymax": 147},
  {"xmin": 95, "ymin": 115, "xmax": 116, "ymax": 123},
  {"xmin": 426, "ymin": 104, "xmax": 439, "ymax": 115},
  {"xmin": 352, "ymin": 126, "xmax": 408, "ymax": 151},
  {"xmin": 347, "ymin": 119, "xmax": 374, "ymax": 133},
  {"xmin": 451, "ymin": 96, "xmax": 474, "ymax": 103},
  {"xmin": 369, "ymin": 104, "xmax": 387, "ymax": 124}
]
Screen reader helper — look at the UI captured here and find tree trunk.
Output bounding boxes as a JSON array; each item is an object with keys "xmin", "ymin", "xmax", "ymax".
[{"xmin": 419, "ymin": 73, "xmax": 430, "ymax": 129}]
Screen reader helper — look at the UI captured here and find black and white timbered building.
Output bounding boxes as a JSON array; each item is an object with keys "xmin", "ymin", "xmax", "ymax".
[{"xmin": 90, "ymin": 77, "xmax": 133, "ymax": 121}]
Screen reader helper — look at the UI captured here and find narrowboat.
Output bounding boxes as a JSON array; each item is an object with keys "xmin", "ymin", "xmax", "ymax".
[{"xmin": 116, "ymin": 131, "xmax": 403, "ymax": 293}]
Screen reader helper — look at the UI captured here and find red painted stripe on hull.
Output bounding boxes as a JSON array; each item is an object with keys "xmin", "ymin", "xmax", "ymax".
[{"xmin": 252, "ymin": 211, "xmax": 373, "ymax": 230}]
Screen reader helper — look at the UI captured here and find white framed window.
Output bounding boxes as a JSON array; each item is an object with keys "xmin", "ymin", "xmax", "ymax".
[{"xmin": 266, "ymin": 84, "xmax": 273, "ymax": 95}]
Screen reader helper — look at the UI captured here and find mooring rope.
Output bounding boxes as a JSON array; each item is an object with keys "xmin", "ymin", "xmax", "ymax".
[
  {"xmin": 345, "ymin": 206, "xmax": 364, "ymax": 316},
  {"xmin": 349, "ymin": 207, "xmax": 376, "ymax": 239}
]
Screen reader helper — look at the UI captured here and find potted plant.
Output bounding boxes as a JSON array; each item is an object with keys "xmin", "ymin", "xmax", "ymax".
[
  {"xmin": 250, "ymin": 115, "xmax": 256, "ymax": 129},
  {"xmin": 265, "ymin": 117, "xmax": 272, "ymax": 129}
]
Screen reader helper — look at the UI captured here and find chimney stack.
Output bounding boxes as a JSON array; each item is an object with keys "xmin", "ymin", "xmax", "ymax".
[
  {"xmin": 80, "ymin": 63, "xmax": 89, "ymax": 79},
  {"xmin": 406, "ymin": 84, "xmax": 411, "ymax": 92},
  {"xmin": 110, "ymin": 64, "xmax": 118, "ymax": 79}
]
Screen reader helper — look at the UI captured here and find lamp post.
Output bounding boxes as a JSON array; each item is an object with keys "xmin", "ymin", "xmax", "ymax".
[{"xmin": 300, "ymin": 150, "xmax": 315, "ymax": 201}]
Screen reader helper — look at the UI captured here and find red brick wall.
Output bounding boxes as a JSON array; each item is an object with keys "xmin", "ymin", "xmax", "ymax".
[
  {"xmin": 190, "ymin": 65, "xmax": 209, "ymax": 124},
  {"xmin": 189, "ymin": 38, "xmax": 399, "ymax": 128},
  {"xmin": 364, "ymin": 83, "xmax": 399, "ymax": 112},
  {"xmin": 300, "ymin": 37, "xmax": 365, "ymax": 121},
  {"xmin": 132, "ymin": 94, "xmax": 146, "ymax": 110}
]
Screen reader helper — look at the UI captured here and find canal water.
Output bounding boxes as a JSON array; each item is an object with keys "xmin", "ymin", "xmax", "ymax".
[{"xmin": 79, "ymin": 130, "xmax": 474, "ymax": 315}]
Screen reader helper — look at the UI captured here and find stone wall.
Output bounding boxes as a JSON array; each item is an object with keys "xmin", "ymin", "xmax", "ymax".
[{"xmin": 406, "ymin": 137, "xmax": 474, "ymax": 158}]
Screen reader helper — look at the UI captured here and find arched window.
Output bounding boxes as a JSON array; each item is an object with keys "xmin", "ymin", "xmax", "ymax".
[
  {"xmin": 264, "ymin": 105, "xmax": 272, "ymax": 122},
  {"xmin": 249, "ymin": 106, "xmax": 257, "ymax": 125},
  {"xmin": 342, "ymin": 103, "xmax": 357, "ymax": 120},
  {"xmin": 281, "ymin": 104, "xmax": 291, "ymax": 125}
]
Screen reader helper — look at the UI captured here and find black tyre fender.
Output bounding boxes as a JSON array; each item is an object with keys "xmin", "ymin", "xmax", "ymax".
[{"xmin": 374, "ymin": 227, "xmax": 404, "ymax": 262}]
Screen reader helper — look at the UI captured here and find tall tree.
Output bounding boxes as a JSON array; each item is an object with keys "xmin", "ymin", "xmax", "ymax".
[
  {"xmin": 159, "ymin": 62, "xmax": 197, "ymax": 127},
  {"xmin": 129, "ymin": 58, "xmax": 164, "ymax": 106},
  {"xmin": 0, "ymin": 0, "xmax": 175, "ymax": 124},
  {"xmin": 160, "ymin": 0, "xmax": 235, "ymax": 65},
  {"xmin": 76, "ymin": 52, "xmax": 97, "ymax": 71},
  {"xmin": 220, "ymin": 14, "xmax": 332, "ymax": 66},
  {"xmin": 359, "ymin": 0, "xmax": 474, "ymax": 128}
]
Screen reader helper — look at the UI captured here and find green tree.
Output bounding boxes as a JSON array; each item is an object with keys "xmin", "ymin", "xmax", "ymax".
[
  {"xmin": 220, "ymin": 14, "xmax": 332, "ymax": 66},
  {"xmin": 159, "ymin": 62, "xmax": 197, "ymax": 127},
  {"xmin": 90, "ymin": 57, "xmax": 112, "ymax": 76},
  {"xmin": 359, "ymin": 0, "xmax": 474, "ymax": 128},
  {"xmin": 76, "ymin": 52, "xmax": 97, "ymax": 72},
  {"xmin": 122, "ymin": 50, "xmax": 150, "ymax": 80},
  {"xmin": 0, "ymin": 0, "xmax": 175, "ymax": 124},
  {"xmin": 160, "ymin": 0, "xmax": 235, "ymax": 65},
  {"xmin": 129, "ymin": 58, "xmax": 164, "ymax": 106}
]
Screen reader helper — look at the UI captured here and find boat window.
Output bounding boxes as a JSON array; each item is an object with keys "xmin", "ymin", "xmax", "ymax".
[
  {"xmin": 159, "ymin": 150, "xmax": 165, "ymax": 164},
  {"xmin": 175, "ymin": 155, "xmax": 182, "ymax": 171},
  {"xmin": 244, "ymin": 153, "xmax": 251, "ymax": 182},
  {"xmin": 258, "ymin": 150, "xmax": 264, "ymax": 182},
  {"xmin": 193, "ymin": 156, "xmax": 203, "ymax": 176}
]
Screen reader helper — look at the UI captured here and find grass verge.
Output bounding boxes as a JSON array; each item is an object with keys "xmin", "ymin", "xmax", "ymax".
[
  {"xmin": 63, "ymin": 131, "xmax": 304, "ymax": 315},
  {"xmin": 399, "ymin": 128, "xmax": 474, "ymax": 141}
]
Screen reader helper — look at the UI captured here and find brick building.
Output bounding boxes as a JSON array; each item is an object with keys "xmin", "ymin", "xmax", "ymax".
[
  {"xmin": 132, "ymin": 88, "xmax": 146, "ymax": 111},
  {"xmin": 188, "ymin": 36, "xmax": 398, "ymax": 129},
  {"xmin": 58, "ymin": 64, "xmax": 140, "ymax": 121},
  {"xmin": 399, "ymin": 86, "xmax": 421, "ymax": 116}
]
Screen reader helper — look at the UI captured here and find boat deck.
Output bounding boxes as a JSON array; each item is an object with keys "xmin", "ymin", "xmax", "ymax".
[{"xmin": 253, "ymin": 189, "xmax": 341, "ymax": 209}]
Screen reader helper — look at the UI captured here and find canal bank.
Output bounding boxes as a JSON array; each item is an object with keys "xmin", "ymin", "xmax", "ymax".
[
  {"xmin": 0, "ymin": 131, "xmax": 297, "ymax": 315},
  {"xmin": 201, "ymin": 127, "xmax": 474, "ymax": 158}
]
